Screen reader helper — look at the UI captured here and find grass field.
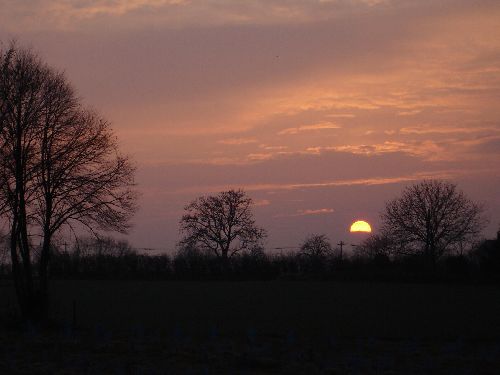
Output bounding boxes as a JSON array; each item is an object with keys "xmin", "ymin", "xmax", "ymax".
[
  {"xmin": 44, "ymin": 281, "xmax": 500, "ymax": 338},
  {"xmin": 1, "ymin": 280, "xmax": 500, "ymax": 373}
]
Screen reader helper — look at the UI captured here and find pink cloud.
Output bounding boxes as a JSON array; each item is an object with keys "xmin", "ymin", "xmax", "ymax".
[{"xmin": 274, "ymin": 208, "xmax": 334, "ymax": 218}]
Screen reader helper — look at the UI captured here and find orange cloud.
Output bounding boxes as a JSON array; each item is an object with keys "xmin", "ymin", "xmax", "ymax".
[
  {"xmin": 218, "ymin": 138, "xmax": 258, "ymax": 145},
  {"xmin": 278, "ymin": 122, "xmax": 341, "ymax": 135},
  {"xmin": 398, "ymin": 110, "xmax": 422, "ymax": 116},
  {"xmin": 166, "ymin": 170, "xmax": 463, "ymax": 196},
  {"xmin": 331, "ymin": 141, "xmax": 450, "ymax": 161},
  {"xmin": 399, "ymin": 125, "xmax": 500, "ymax": 135}
]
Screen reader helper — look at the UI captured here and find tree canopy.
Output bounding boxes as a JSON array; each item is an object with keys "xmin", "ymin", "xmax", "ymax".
[
  {"xmin": 299, "ymin": 234, "xmax": 332, "ymax": 258},
  {"xmin": 179, "ymin": 189, "xmax": 266, "ymax": 259},
  {"xmin": 381, "ymin": 179, "xmax": 485, "ymax": 264}
]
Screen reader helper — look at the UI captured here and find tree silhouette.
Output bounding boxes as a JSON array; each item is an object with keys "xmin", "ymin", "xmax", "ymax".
[
  {"xmin": 0, "ymin": 42, "xmax": 137, "ymax": 321},
  {"xmin": 299, "ymin": 234, "xmax": 332, "ymax": 258},
  {"xmin": 354, "ymin": 233, "xmax": 393, "ymax": 260},
  {"xmin": 381, "ymin": 180, "xmax": 485, "ymax": 265},
  {"xmin": 179, "ymin": 189, "xmax": 266, "ymax": 260},
  {"xmin": 0, "ymin": 230, "xmax": 7, "ymax": 266}
]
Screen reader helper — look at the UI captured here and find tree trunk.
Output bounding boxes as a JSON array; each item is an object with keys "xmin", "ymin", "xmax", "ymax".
[
  {"xmin": 220, "ymin": 247, "xmax": 230, "ymax": 275},
  {"xmin": 37, "ymin": 234, "xmax": 52, "ymax": 322},
  {"xmin": 10, "ymin": 221, "xmax": 50, "ymax": 323},
  {"xmin": 10, "ymin": 220, "xmax": 27, "ymax": 318}
]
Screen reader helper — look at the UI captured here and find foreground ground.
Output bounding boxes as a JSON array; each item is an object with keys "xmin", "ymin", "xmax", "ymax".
[{"xmin": 1, "ymin": 280, "xmax": 500, "ymax": 373}]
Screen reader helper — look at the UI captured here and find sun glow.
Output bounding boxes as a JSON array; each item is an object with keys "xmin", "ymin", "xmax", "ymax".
[{"xmin": 350, "ymin": 220, "xmax": 372, "ymax": 233}]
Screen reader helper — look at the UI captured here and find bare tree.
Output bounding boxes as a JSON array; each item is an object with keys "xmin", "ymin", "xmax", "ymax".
[
  {"xmin": 179, "ymin": 189, "xmax": 266, "ymax": 259},
  {"xmin": 299, "ymin": 234, "xmax": 332, "ymax": 258},
  {"xmin": 0, "ymin": 42, "xmax": 137, "ymax": 321},
  {"xmin": 353, "ymin": 233, "xmax": 393, "ymax": 260},
  {"xmin": 381, "ymin": 180, "xmax": 485, "ymax": 265}
]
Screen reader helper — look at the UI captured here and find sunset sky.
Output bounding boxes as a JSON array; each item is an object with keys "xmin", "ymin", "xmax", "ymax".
[{"xmin": 1, "ymin": 0, "xmax": 499, "ymax": 252}]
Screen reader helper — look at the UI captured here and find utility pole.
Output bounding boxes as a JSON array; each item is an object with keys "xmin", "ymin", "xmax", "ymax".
[{"xmin": 338, "ymin": 241, "xmax": 345, "ymax": 261}]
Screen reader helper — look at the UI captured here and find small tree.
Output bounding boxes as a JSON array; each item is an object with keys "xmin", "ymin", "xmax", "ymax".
[
  {"xmin": 382, "ymin": 180, "xmax": 485, "ymax": 265},
  {"xmin": 179, "ymin": 189, "xmax": 266, "ymax": 259},
  {"xmin": 299, "ymin": 234, "xmax": 332, "ymax": 258}
]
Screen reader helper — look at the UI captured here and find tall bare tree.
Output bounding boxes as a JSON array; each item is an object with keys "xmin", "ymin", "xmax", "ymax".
[
  {"xmin": 382, "ymin": 180, "xmax": 485, "ymax": 265},
  {"xmin": 0, "ymin": 42, "xmax": 137, "ymax": 321},
  {"xmin": 179, "ymin": 189, "xmax": 266, "ymax": 259}
]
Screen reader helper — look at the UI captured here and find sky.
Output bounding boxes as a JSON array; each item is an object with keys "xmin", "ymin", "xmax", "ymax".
[{"xmin": 1, "ymin": 0, "xmax": 499, "ymax": 253}]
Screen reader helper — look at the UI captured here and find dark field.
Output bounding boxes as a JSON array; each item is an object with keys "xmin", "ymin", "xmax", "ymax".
[{"xmin": 1, "ymin": 281, "xmax": 500, "ymax": 373}]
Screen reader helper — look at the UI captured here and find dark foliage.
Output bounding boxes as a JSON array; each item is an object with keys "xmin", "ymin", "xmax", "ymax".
[
  {"xmin": 0, "ymin": 231, "xmax": 497, "ymax": 283},
  {"xmin": 472, "ymin": 230, "xmax": 500, "ymax": 282}
]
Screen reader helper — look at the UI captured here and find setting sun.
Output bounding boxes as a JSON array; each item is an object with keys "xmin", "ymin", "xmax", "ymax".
[{"xmin": 350, "ymin": 220, "xmax": 372, "ymax": 233}]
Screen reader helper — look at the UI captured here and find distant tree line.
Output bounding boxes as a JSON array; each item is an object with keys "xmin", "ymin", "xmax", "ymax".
[
  {"xmin": 0, "ymin": 180, "xmax": 498, "ymax": 283},
  {"xmin": 1, "ymin": 231, "xmax": 499, "ymax": 283}
]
